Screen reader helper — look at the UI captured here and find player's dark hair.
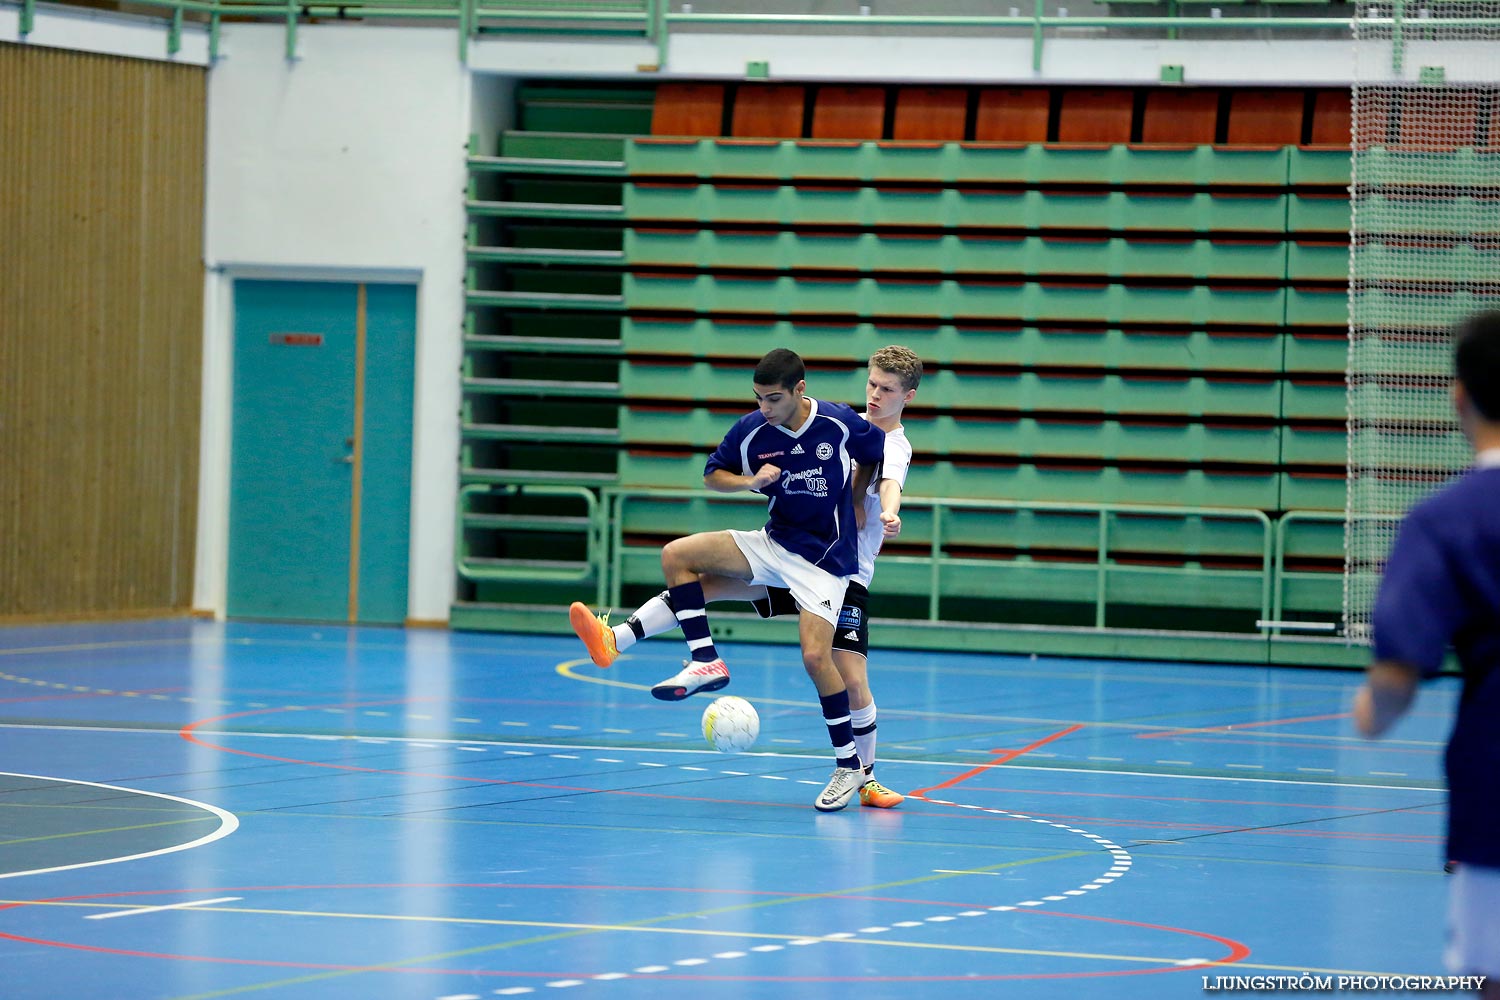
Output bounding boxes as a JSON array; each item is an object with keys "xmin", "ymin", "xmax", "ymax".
[
  {"xmin": 755, "ymin": 348, "xmax": 805, "ymax": 391},
  {"xmin": 1454, "ymin": 310, "xmax": 1500, "ymax": 421}
]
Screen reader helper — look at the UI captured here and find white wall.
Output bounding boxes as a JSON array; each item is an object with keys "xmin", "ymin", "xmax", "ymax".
[
  {"xmin": 195, "ymin": 24, "xmax": 469, "ymax": 624},
  {"xmin": 469, "ymin": 33, "xmax": 1368, "ymax": 86}
]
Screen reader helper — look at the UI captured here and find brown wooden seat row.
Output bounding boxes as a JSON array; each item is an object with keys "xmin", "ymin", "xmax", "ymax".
[{"xmin": 650, "ymin": 82, "xmax": 1365, "ymax": 148}]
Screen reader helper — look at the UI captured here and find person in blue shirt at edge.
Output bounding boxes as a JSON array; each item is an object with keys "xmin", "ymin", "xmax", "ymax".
[
  {"xmin": 572, "ymin": 347, "xmax": 885, "ymax": 812},
  {"xmin": 1354, "ymin": 310, "xmax": 1500, "ymax": 998},
  {"xmin": 572, "ymin": 346, "xmax": 921, "ymax": 811}
]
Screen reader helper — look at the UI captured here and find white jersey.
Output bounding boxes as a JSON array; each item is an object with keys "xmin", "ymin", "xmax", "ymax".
[{"xmin": 853, "ymin": 418, "xmax": 911, "ymax": 588}]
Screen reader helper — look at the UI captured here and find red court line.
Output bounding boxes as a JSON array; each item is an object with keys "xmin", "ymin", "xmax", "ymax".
[{"xmin": 909, "ymin": 724, "xmax": 1084, "ymax": 800}]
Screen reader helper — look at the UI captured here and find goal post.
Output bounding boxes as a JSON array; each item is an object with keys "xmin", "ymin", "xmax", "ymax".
[{"xmin": 1345, "ymin": 2, "xmax": 1500, "ymax": 640}]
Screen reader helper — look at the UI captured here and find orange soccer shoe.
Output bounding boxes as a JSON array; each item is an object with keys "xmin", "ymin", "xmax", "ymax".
[
  {"xmin": 858, "ymin": 777, "xmax": 905, "ymax": 809},
  {"xmin": 568, "ymin": 602, "xmax": 619, "ymax": 668}
]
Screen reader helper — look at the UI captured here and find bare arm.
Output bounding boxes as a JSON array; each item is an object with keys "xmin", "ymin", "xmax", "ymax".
[
  {"xmin": 705, "ymin": 465, "xmax": 779, "ymax": 494},
  {"xmin": 877, "ymin": 478, "xmax": 903, "ymax": 537},
  {"xmin": 1353, "ymin": 659, "xmax": 1421, "ymax": 738}
]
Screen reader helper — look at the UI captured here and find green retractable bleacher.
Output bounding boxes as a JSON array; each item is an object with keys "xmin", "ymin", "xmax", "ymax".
[{"xmin": 456, "ymin": 79, "xmax": 1356, "ymax": 665}]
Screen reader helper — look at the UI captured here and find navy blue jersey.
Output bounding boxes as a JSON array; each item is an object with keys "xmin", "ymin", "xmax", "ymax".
[
  {"xmin": 1373, "ymin": 464, "xmax": 1500, "ymax": 867},
  {"xmin": 704, "ymin": 398, "xmax": 885, "ymax": 578}
]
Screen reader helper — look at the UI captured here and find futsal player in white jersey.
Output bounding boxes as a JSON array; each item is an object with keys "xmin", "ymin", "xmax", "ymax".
[{"xmin": 570, "ymin": 346, "xmax": 921, "ymax": 810}]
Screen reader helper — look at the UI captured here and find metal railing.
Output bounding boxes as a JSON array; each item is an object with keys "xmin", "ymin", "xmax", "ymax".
[
  {"xmin": 599, "ymin": 487, "xmax": 1284, "ymax": 628},
  {"xmin": 20, "ymin": 0, "xmax": 1488, "ymax": 72},
  {"xmin": 455, "ymin": 481, "xmax": 609, "ymax": 607},
  {"xmin": 453, "ymin": 481, "xmax": 1361, "ymax": 636}
]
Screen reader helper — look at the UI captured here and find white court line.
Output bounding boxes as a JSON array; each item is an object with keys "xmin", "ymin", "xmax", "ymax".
[
  {"xmin": 0, "ymin": 726, "xmax": 1444, "ymax": 793},
  {"xmin": 0, "ymin": 718, "xmax": 1449, "ymax": 751},
  {"xmin": 0, "ymin": 772, "xmax": 239, "ymax": 880},
  {"xmin": 86, "ymin": 896, "xmax": 242, "ymax": 920}
]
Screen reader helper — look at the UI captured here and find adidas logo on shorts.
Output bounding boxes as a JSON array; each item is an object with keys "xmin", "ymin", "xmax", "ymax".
[
  {"xmin": 820, "ymin": 599, "xmax": 833, "ymax": 609},
  {"xmin": 843, "ymin": 630, "xmax": 859, "ymax": 641}
]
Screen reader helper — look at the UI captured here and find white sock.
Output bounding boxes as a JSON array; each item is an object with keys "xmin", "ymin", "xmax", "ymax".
[
  {"xmin": 612, "ymin": 593, "xmax": 679, "ymax": 652},
  {"xmin": 850, "ymin": 702, "xmax": 877, "ymax": 776}
]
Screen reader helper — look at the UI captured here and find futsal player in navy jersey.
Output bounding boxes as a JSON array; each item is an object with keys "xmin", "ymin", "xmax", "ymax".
[
  {"xmin": 573, "ymin": 346, "xmax": 922, "ymax": 809},
  {"xmin": 1355, "ymin": 310, "xmax": 1500, "ymax": 995},
  {"xmin": 576, "ymin": 348, "xmax": 885, "ymax": 811}
]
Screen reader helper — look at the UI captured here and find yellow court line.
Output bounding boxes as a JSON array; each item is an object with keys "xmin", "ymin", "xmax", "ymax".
[
  {"xmin": 556, "ymin": 659, "xmax": 815, "ymax": 711},
  {"xmin": 0, "ymin": 815, "xmax": 216, "ymax": 849},
  {"xmin": 0, "ymin": 638, "xmax": 198, "ymax": 658},
  {"xmin": 0, "ymin": 800, "xmax": 216, "ymax": 815}
]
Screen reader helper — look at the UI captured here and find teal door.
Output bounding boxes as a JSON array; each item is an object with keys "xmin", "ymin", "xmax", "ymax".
[{"xmin": 228, "ymin": 280, "xmax": 415, "ymax": 624}]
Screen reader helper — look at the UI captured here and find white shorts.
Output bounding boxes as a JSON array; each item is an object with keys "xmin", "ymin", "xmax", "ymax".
[
  {"xmin": 1446, "ymin": 863, "xmax": 1500, "ymax": 978},
  {"xmin": 727, "ymin": 528, "xmax": 849, "ymax": 628}
]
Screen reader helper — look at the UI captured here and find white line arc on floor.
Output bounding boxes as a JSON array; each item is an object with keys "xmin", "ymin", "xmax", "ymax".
[{"xmin": 86, "ymin": 896, "xmax": 243, "ymax": 920}]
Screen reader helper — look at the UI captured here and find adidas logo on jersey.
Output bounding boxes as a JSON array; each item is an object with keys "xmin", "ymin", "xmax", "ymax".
[{"xmin": 791, "ymin": 444, "xmax": 805, "ymax": 455}]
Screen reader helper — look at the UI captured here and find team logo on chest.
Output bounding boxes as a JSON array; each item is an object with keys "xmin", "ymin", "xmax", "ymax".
[{"xmin": 816, "ymin": 443, "xmax": 834, "ymax": 460}]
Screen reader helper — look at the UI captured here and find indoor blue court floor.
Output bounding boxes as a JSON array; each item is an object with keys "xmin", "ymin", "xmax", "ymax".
[{"xmin": 0, "ymin": 618, "xmax": 1461, "ymax": 999}]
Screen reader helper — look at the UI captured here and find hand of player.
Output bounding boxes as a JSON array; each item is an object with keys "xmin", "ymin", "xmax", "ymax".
[
  {"xmin": 880, "ymin": 511, "xmax": 901, "ymax": 537},
  {"xmin": 1352, "ymin": 685, "xmax": 1380, "ymax": 738},
  {"xmin": 749, "ymin": 463, "xmax": 781, "ymax": 492}
]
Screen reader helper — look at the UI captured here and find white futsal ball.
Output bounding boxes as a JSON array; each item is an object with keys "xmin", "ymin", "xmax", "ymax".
[{"xmin": 701, "ymin": 696, "xmax": 760, "ymax": 753}]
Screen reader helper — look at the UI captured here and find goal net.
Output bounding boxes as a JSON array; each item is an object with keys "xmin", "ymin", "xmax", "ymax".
[{"xmin": 1345, "ymin": 2, "xmax": 1500, "ymax": 640}]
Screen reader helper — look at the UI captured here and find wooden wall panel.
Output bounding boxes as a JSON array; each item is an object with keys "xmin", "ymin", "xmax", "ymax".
[{"xmin": 0, "ymin": 43, "xmax": 206, "ymax": 619}]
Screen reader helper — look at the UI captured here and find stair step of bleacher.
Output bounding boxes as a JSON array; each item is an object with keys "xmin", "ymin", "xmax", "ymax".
[
  {"xmin": 500, "ymin": 131, "xmax": 630, "ymax": 161},
  {"xmin": 466, "ymin": 199, "xmax": 625, "ymax": 220},
  {"xmin": 464, "ymin": 334, "xmax": 623, "ymax": 354},
  {"xmin": 461, "ymin": 466, "xmax": 616, "ymax": 485},
  {"xmin": 459, "ymin": 557, "xmax": 595, "ymax": 580},
  {"xmin": 468, "ymin": 154, "xmax": 627, "ymax": 176},
  {"xmin": 466, "ymin": 289, "xmax": 624, "ymax": 310},
  {"xmin": 467, "ymin": 246, "xmax": 626, "ymax": 265},
  {"xmin": 461, "ymin": 513, "xmax": 595, "ymax": 531},
  {"xmin": 464, "ymin": 422, "xmax": 621, "ymax": 443},
  {"xmin": 463, "ymin": 376, "xmax": 622, "ymax": 397}
]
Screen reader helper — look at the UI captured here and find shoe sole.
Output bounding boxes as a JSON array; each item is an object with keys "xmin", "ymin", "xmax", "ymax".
[
  {"xmin": 650, "ymin": 674, "xmax": 729, "ymax": 702},
  {"xmin": 568, "ymin": 602, "xmax": 616, "ymax": 668}
]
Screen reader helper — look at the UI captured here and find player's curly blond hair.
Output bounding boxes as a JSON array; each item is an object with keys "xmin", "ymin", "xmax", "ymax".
[{"xmin": 870, "ymin": 345, "xmax": 923, "ymax": 392}]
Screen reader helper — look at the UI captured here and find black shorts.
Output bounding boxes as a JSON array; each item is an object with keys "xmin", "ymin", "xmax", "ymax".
[{"xmin": 753, "ymin": 580, "xmax": 869, "ymax": 658}]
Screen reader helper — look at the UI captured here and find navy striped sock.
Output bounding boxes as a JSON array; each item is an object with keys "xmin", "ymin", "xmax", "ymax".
[
  {"xmin": 820, "ymin": 690, "xmax": 862, "ymax": 769},
  {"xmin": 668, "ymin": 581, "xmax": 719, "ymax": 663}
]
